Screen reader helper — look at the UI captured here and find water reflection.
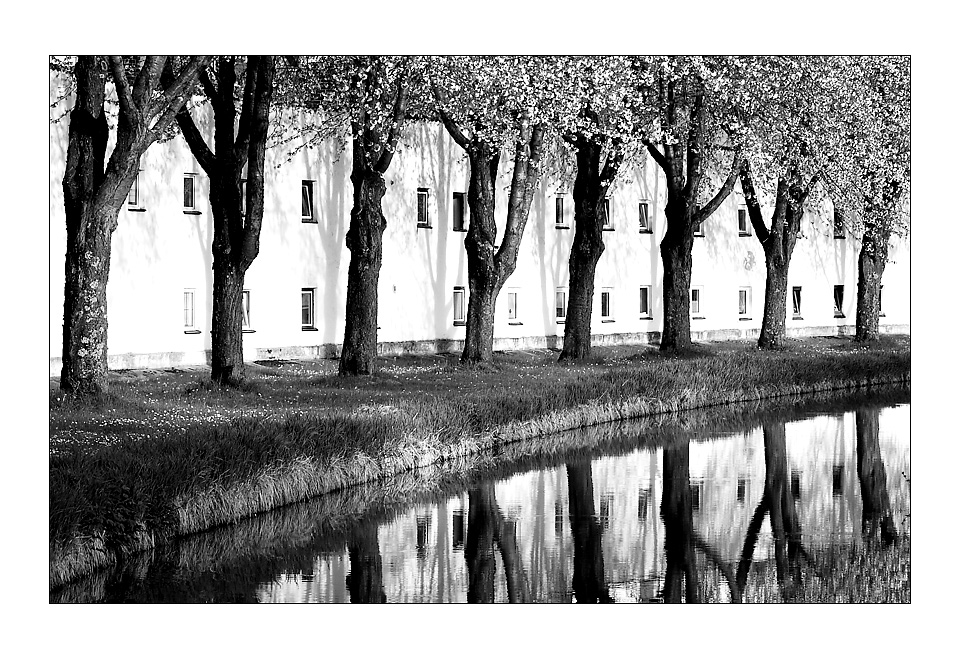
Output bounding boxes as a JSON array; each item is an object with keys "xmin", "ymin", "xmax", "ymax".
[{"xmin": 52, "ymin": 388, "xmax": 910, "ymax": 604}]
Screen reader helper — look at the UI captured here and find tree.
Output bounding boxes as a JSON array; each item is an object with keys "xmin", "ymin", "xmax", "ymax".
[
  {"xmin": 641, "ymin": 57, "xmax": 743, "ymax": 353},
  {"xmin": 547, "ymin": 56, "xmax": 650, "ymax": 361},
  {"xmin": 168, "ymin": 56, "xmax": 276, "ymax": 386},
  {"xmin": 852, "ymin": 57, "xmax": 909, "ymax": 343},
  {"xmin": 733, "ymin": 57, "xmax": 851, "ymax": 349},
  {"xmin": 428, "ymin": 56, "xmax": 547, "ymax": 364},
  {"xmin": 60, "ymin": 56, "xmax": 208, "ymax": 395}
]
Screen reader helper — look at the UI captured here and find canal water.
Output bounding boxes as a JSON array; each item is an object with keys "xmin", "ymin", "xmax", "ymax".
[{"xmin": 51, "ymin": 387, "xmax": 910, "ymax": 603}]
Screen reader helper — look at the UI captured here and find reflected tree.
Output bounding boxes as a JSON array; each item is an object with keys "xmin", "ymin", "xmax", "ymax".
[
  {"xmin": 660, "ymin": 445, "xmax": 700, "ymax": 603},
  {"xmin": 466, "ymin": 484, "xmax": 498, "ymax": 603},
  {"xmin": 737, "ymin": 422, "xmax": 806, "ymax": 599},
  {"xmin": 566, "ymin": 461, "xmax": 613, "ymax": 603},
  {"xmin": 346, "ymin": 522, "xmax": 386, "ymax": 603},
  {"xmin": 496, "ymin": 517, "xmax": 531, "ymax": 603},
  {"xmin": 856, "ymin": 408, "xmax": 898, "ymax": 546}
]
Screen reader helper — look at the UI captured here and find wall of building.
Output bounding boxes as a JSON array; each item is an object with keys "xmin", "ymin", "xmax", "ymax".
[{"xmin": 49, "ymin": 102, "xmax": 910, "ymax": 375}]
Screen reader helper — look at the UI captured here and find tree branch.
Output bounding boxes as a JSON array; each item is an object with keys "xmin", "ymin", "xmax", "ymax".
[
  {"xmin": 739, "ymin": 160, "xmax": 771, "ymax": 244},
  {"xmin": 375, "ymin": 59, "xmax": 409, "ymax": 174},
  {"xmin": 162, "ymin": 60, "xmax": 216, "ymax": 174},
  {"xmin": 694, "ymin": 150, "xmax": 742, "ymax": 226},
  {"xmin": 108, "ymin": 56, "xmax": 135, "ymax": 123},
  {"xmin": 149, "ymin": 56, "xmax": 210, "ymax": 136},
  {"xmin": 234, "ymin": 56, "xmax": 259, "ymax": 163}
]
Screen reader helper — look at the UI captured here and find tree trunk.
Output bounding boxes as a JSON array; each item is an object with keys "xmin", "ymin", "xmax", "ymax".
[
  {"xmin": 758, "ymin": 252, "xmax": 789, "ymax": 349},
  {"xmin": 566, "ymin": 461, "xmax": 611, "ymax": 603},
  {"xmin": 856, "ymin": 223, "xmax": 890, "ymax": 343},
  {"xmin": 346, "ymin": 522, "xmax": 387, "ymax": 603},
  {"xmin": 659, "ymin": 197, "xmax": 695, "ymax": 353},
  {"xmin": 661, "ymin": 443, "xmax": 699, "ymax": 602},
  {"xmin": 461, "ymin": 147, "xmax": 500, "ymax": 364},
  {"xmin": 466, "ymin": 484, "xmax": 497, "ymax": 603},
  {"xmin": 340, "ymin": 167, "xmax": 388, "ymax": 375},
  {"xmin": 856, "ymin": 408, "xmax": 898, "ymax": 546},
  {"xmin": 559, "ymin": 143, "xmax": 607, "ymax": 362},
  {"xmin": 210, "ymin": 255, "xmax": 245, "ymax": 385},
  {"xmin": 60, "ymin": 57, "xmax": 129, "ymax": 395},
  {"xmin": 62, "ymin": 207, "xmax": 115, "ymax": 395}
]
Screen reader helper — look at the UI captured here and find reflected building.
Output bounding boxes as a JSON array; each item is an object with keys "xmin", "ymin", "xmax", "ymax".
[{"xmin": 253, "ymin": 403, "xmax": 909, "ymax": 603}]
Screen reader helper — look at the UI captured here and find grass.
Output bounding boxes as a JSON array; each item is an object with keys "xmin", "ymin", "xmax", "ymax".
[{"xmin": 49, "ymin": 335, "xmax": 910, "ymax": 587}]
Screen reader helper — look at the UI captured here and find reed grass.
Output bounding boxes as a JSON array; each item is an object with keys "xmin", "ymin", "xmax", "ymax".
[{"xmin": 50, "ymin": 336, "xmax": 910, "ymax": 588}]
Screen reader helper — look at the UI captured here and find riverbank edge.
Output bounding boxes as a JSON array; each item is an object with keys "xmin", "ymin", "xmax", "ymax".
[{"xmin": 49, "ymin": 370, "xmax": 910, "ymax": 590}]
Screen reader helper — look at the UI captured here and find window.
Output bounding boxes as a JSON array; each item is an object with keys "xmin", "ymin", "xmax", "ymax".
[
  {"xmin": 691, "ymin": 286, "xmax": 703, "ymax": 318},
  {"xmin": 183, "ymin": 289, "xmax": 198, "ymax": 333},
  {"xmin": 739, "ymin": 286, "xmax": 752, "ymax": 319},
  {"xmin": 453, "ymin": 510, "xmax": 465, "ymax": 549},
  {"xmin": 241, "ymin": 290, "xmax": 252, "ymax": 331},
  {"xmin": 693, "ymin": 205, "xmax": 704, "ymax": 237},
  {"xmin": 240, "ymin": 179, "xmax": 247, "ymax": 217},
  {"xmin": 127, "ymin": 171, "xmax": 144, "ymax": 211},
  {"xmin": 453, "ymin": 287, "xmax": 466, "ymax": 325},
  {"xmin": 183, "ymin": 173, "xmax": 199, "ymax": 214},
  {"xmin": 599, "ymin": 494, "xmax": 614, "ymax": 530},
  {"xmin": 638, "ymin": 487, "xmax": 651, "ymax": 522},
  {"xmin": 301, "ymin": 181, "xmax": 315, "ymax": 222},
  {"xmin": 738, "ymin": 208, "xmax": 750, "ymax": 236},
  {"xmin": 834, "ymin": 285, "xmax": 845, "ymax": 318},
  {"xmin": 452, "ymin": 192, "xmax": 466, "ymax": 232},
  {"xmin": 507, "ymin": 289, "xmax": 520, "ymax": 324},
  {"xmin": 833, "ymin": 208, "xmax": 845, "ymax": 239},
  {"xmin": 791, "ymin": 470, "xmax": 802, "ymax": 500},
  {"xmin": 555, "ymin": 288, "xmax": 567, "ymax": 323},
  {"xmin": 690, "ymin": 479, "xmax": 703, "ymax": 512},
  {"xmin": 639, "ymin": 286, "xmax": 651, "ymax": 318},
  {"xmin": 600, "ymin": 288, "xmax": 614, "ymax": 322},
  {"xmin": 792, "ymin": 286, "xmax": 802, "ymax": 318},
  {"xmin": 555, "ymin": 194, "xmax": 567, "ymax": 227},
  {"xmin": 737, "ymin": 478, "xmax": 747, "ymax": 503},
  {"xmin": 832, "ymin": 465, "xmax": 844, "ymax": 497},
  {"xmin": 417, "ymin": 187, "xmax": 431, "ymax": 228},
  {"xmin": 879, "ymin": 285, "xmax": 885, "ymax": 317},
  {"xmin": 301, "ymin": 288, "xmax": 316, "ymax": 329},
  {"xmin": 638, "ymin": 201, "xmax": 651, "ymax": 233},
  {"xmin": 601, "ymin": 197, "xmax": 613, "ymax": 230}
]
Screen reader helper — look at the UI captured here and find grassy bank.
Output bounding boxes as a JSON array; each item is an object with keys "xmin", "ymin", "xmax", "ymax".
[{"xmin": 49, "ymin": 336, "xmax": 910, "ymax": 587}]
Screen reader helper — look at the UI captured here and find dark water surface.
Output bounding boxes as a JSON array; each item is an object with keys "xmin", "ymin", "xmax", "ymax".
[{"xmin": 52, "ymin": 387, "xmax": 910, "ymax": 603}]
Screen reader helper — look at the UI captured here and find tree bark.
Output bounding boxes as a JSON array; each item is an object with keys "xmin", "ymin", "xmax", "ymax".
[
  {"xmin": 340, "ymin": 168, "xmax": 388, "ymax": 375},
  {"xmin": 856, "ymin": 408, "xmax": 898, "ymax": 546},
  {"xmin": 461, "ymin": 145, "xmax": 501, "ymax": 364},
  {"xmin": 661, "ymin": 444, "xmax": 700, "ymax": 603},
  {"xmin": 61, "ymin": 58, "xmax": 111, "ymax": 395},
  {"xmin": 659, "ymin": 197, "xmax": 695, "ymax": 353},
  {"xmin": 856, "ymin": 222, "xmax": 890, "ymax": 343},
  {"xmin": 559, "ymin": 138, "xmax": 614, "ymax": 362},
  {"xmin": 566, "ymin": 460, "xmax": 612, "ymax": 603},
  {"xmin": 466, "ymin": 484, "xmax": 497, "ymax": 603}
]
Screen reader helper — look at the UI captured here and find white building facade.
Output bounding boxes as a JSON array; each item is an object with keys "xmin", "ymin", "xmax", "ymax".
[{"xmin": 49, "ymin": 111, "xmax": 910, "ymax": 375}]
